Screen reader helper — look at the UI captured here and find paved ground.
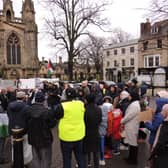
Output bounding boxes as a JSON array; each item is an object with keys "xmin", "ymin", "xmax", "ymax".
[{"xmin": 0, "ymin": 127, "xmax": 149, "ymax": 168}]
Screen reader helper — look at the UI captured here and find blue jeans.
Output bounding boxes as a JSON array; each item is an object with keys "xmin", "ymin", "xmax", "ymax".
[
  {"xmin": 60, "ymin": 140, "xmax": 85, "ymax": 168},
  {"xmin": 99, "ymin": 136, "xmax": 105, "ymax": 161}
]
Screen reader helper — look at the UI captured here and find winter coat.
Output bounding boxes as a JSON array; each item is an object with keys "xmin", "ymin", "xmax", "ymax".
[
  {"xmin": 83, "ymin": 103, "xmax": 102, "ymax": 153},
  {"xmin": 121, "ymin": 100, "xmax": 141, "ymax": 146},
  {"xmin": 7, "ymin": 100, "xmax": 29, "ymax": 134},
  {"xmin": 111, "ymin": 109, "xmax": 122, "ymax": 140},
  {"xmin": 152, "ymin": 121, "xmax": 168, "ymax": 168},
  {"xmin": 99, "ymin": 102, "xmax": 113, "ymax": 136},
  {"xmin": 144, "ymin": 97, "xmax": 168, "ymax": 145},
  {"xmin": 26, "ymin": 103, "xmax": 56, "ymax": 147}
]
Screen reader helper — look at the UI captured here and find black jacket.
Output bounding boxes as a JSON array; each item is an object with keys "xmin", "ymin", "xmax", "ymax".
[
  {"xmin": 26, "ymin": 103, "xmax": 57, "ymax": 147},
  {"xmin": 83, "ymin": 103, "xmax": 102, "ymax": 153},
  {"xmin": 7, "ymin": 100, "xmax": 29, "ymax": 134}
]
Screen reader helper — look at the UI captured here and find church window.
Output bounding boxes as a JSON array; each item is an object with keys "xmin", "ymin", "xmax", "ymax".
[
  {"xmin": 6, "ymin": 10, "xmax": 12, "ymax": 21},
  {"xmin": 7, "ymin": 33, "xmax": 21, "ymax": 65}
]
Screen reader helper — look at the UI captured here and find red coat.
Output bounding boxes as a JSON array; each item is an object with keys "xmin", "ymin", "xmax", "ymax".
[{"xmin": 111, "ymin": 109, "xmax": 122, "ymax": 140}]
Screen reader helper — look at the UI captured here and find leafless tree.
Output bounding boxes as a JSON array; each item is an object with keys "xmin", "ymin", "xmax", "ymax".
[
  {"xmin": 147, "ymin": 0, "xmax": 168, "ymax": 20},
  {"xmin": 108, "ymin": 27, "xmax": 133, "ymax": 45},
  {"xmin": 42, "ymin": 0, "xmax": 110, "ymax": 80},
  {"xmin": 78, "ymin": 34, "xmax": 106, "ymax": 80}
]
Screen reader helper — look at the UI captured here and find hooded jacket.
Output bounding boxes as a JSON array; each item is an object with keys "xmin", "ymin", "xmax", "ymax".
[
  {"xmin": 144, "ymin": 98, "xmax": 168, "ymax": 145},
  {"xmin": 7, "ymin": 100, "xmax": 29, "ymax": 134}
]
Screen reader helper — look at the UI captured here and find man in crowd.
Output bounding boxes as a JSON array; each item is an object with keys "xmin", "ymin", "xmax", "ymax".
[{"xmin": 53, "ymin": 88, "xmax": 86, "ymax": 168}]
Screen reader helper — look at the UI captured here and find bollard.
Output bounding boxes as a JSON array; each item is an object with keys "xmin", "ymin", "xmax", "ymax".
[{"xmin": 11, "ymin": 127, "xmax": 24, "ymax": 168}]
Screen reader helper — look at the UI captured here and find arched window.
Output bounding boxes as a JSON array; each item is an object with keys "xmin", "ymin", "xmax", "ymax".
[
  {"xmin": 6, "ymin": 10, "xmax": 11, "ymax": 21},
  {"xmin": 7, "ymin": 33, "xmax": 21, "ymax": 65}
]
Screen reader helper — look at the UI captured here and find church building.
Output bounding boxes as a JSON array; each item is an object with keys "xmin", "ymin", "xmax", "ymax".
[{"xmin": 0, "ymin": 0, "xmax": 39, "ymax": 79}]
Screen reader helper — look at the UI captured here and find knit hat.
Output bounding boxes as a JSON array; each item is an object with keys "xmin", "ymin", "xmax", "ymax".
[
  {"xmin": 120, "ymin": 90, "xmax": 130, "ymax": 100},
  {"xmin": 103, "ymin": 96, "xmax": 112, "ymax": 102},
  {"xmin": 16, "ymin": 91, "xmax": 26, "ymax": 99},
  {"xmin": 35, "ymin": 92, "xmax": 45, "ymax": 102}
]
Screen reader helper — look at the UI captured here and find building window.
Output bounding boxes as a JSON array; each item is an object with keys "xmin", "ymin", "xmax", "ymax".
[
  {"xmin": 155, "ymin": 56, "xmax": 160, "ymax": 66},
  {"xmin": 114, "ymin": 60, "xmax": 117, "ymax": 67},
  {"xmin": 130, "ymin": 58, "xmax": 134, "ymax": 66},
  {"xmin": 121, "ymin": 48, "xmax": 125, "ymax": 54},
  {"xmin": 143, "ymin": 41, "xmax": 148, "ymax": 50},
  {"xmin": 130, "ymin": 47, "xmax": 134, "ymax": 53},
  {"xmin": 144, "ymin": 55, "xmax": 160, "ymax": 68},
  {"xmin": 6, "ymin": 10, "xmax": 11, "ymax": 21},
  {"xmin": 151, "ymin": 26, "xmax": 159, "ymax": 34},
  {"xmin": 7, "ymin": 33, "xmax": 21, "ymax": 65},
  {"xmin": 106, "ymin": 51, "xmax": 110, "ymax": 56},
  {"xmin": 107, "ymin": 61, "xmax": 110, "ymax": 67},
  {"xmin": 122, "ymin": 59, "xmax": 125, "ymax": 66},
  {"xmin": 114, "ymin": 49, "xmax": 117, "ymax": 55},
  {"xmin": 157, "ymin": 39, "xmax": 162, "ymax": 48}
]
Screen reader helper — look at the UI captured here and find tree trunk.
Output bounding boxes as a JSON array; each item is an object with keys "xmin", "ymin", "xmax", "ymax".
[{"xmin": 68, "ymin": 58, "xmax": 73, "ymax": 81}]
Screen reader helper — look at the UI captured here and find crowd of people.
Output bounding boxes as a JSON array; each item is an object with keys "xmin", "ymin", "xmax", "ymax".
[{"xmin": 0, "ymin": 78, "xmax": 168, "ymax": 168}]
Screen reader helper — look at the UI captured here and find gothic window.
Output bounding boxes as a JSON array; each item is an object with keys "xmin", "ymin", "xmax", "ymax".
[
  {"xmin": 6, "ymin": 10, "xmax": 12, "ymax": 21},
  {"xmin": 7, "ymin": 33, "xmax": 21, "ymax": 65}
]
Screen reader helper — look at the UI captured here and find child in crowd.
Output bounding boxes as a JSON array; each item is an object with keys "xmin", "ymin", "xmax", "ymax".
[
  {"xmin": 99, "ymin": 96, "xmax": 113, "ymax": 166},
  {"xmin": 111, "ymin": 109, "xmax": 123, "ymax": 155}
]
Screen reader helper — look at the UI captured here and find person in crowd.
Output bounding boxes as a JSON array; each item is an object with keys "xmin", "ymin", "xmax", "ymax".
[
  {"xmin": 26, "ymin": 91, "xmax": 56, "ymax": 168},
  {"xmin": 7, "ymin": 91, "xmax": 31, "ymax": 167},
  {"xmin": 99, "ymin": 83, "xmax": 106, "ymax": 97},
  {"xmin": 121, "ymin": 91, "xmax": 141, "ymax": 165},
  {"xmin": 47, "ymin": 84, "xmax": 61, "ymax": 110},
  {"xmin": 90, "ymin": 83, "xmax": 103, "ymax": 105},
  {"xmin": 53, "ymin": 88, "xmax": 86, "ymax": 168},
  {"xmin": 150, "ymin": 104, "xmax": 168, "ymax": 168},
  {"xmin": 111, "ymin": 108, "xmax": 123, "ymax": 155},
  {"xmin": 61, "ymin": 82, "xmax": 70, "ymax": 101},
  {"xmin": 83, "ymin": 94, "xmax": 102, "ymax": 168},
  {"xmin": 0, "ymin": 101, "xmax": 9, "ymax": 164},
  {"xmin": 140, "ymin": 81, "xmax": 148, "ymax": 97},
  {"xmin": 127, "ymin": 78, "xmax": 139, "ymax": 94},
  {"xmin": 0, "ymin": 89, "xmax": 8, "ymax": 111},
  {"xmin": 99, "ymin": 96, "xmax": 113, "ymax": 165},
  {"xmin": 81, "ymin": 80, "xmax": 90, "ymax": 98},
  {"xmin": 105, "ymin": 84, "xmax": 119, "ymax": 108},
  {"xmin": 144, "ymin": 96, "xmax": 168, "ymax": 147},
  {"xmin": 76, "ymin": 88, "xmax": 86, "ymax": 103},
  {"xmin": 116, "ymin": 90, "xmax": 130, "ymax": 117},
  {"xmin": 7, "ymin": 91, "xmax": 28, "ymax": 135}
]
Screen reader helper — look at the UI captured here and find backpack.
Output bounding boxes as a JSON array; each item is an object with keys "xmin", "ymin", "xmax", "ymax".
[{"xmin": 27, "ymin": 114, "xmax": 52, "ymax": 148}]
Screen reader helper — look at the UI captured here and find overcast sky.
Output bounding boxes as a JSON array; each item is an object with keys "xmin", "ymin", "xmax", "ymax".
[{"xmin": 0, "ymin": 0, "xmax": 151, "ymax": 61}]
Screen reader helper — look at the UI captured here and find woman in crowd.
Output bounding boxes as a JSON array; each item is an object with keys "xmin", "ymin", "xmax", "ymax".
[
  {"xmin": 83, "ymin": 94, "xmax": 102, "ymax": 168},
  {"xmin": 121, "ymin": 91, "xmax": 141, "ymax": 165}
]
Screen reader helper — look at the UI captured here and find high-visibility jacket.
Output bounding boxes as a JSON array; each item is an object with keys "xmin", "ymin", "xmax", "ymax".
[{"xmin": 58, "ymin": 100, "xmax": 85, "ymax": 141}]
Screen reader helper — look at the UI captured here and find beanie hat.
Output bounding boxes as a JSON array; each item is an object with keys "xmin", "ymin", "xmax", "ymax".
[
  {"xmin": 120, "ymin": 90, "xmax": 130, "ymax": 100},
  {"xmin": 16, "ymin": 91, "xmax": 26, "ymax": 99},
  {"xmin": 35, "ymin": 92, "xmax": 45, "ymax": 102}
]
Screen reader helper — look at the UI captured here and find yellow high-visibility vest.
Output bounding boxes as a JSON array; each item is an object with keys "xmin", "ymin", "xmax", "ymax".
[{"xmin": 58, "ymin": 100, "xmax": 85, "ymax": 141}]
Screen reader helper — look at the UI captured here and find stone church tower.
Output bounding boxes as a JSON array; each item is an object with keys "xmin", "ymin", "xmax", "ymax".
[{"xmin": 0, "ymin": 0, "xmax": 39, "ymax": 79}]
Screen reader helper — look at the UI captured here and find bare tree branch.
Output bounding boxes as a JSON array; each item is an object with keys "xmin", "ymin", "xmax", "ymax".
[{"xmin": 42, "ymin": 0, "xmax": 110, "ymax": 80}]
